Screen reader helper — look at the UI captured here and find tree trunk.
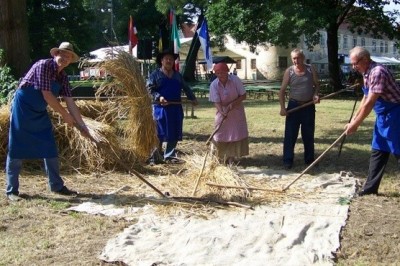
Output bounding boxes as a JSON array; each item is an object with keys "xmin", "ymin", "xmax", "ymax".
[
  {"xmin": 326, "ymin": 23, "xmax": 343, "ymax": 91},
  {"xmin": 0, "ymin": 0, "xmax": 30, "ymax": 78}
]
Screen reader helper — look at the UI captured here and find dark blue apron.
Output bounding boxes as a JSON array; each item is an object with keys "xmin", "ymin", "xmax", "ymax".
[
  {"xmin": 152, "ymin": 77, "xmax": 184, "ymax": 142},
  {"xmin": 8, "ymin": 82, "xmax": 61, "ymax": 159},
  {"xmin": 363, "ymin": 87, "xmax": 400, "ymax": 155}
]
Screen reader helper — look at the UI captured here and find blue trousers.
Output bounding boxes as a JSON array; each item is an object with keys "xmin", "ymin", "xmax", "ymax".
[
  {"xmin": 5, "ymin": 155, "xmax": 64, "ymax": 195},
  {"xmin": 283, "ymin": 100, "xmax": 315, "ymax": 165}
]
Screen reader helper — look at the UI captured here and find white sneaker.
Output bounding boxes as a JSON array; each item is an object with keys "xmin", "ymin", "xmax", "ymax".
[{"xmin": 7, "ymin": 194, "xmax": 22, "ymax": 201}]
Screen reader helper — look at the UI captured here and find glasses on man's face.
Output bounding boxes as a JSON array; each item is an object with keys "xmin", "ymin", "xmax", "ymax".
[{"xmin": 351, "ymin": 57, "xmax": 363, "ymax": 67}]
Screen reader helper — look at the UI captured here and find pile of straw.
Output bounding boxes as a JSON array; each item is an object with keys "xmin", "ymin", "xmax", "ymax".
[
  {"xmin": 74, "ymin": 100, "xmax": 122, "ymax": 125},
  {"xmin": 51, "ymin": 110, "xmax": 123, "ymax": 171},
  {"xmin": 0, "ymin": 104, "xmax": 125, "ymax": 171},
  {"xmin": 96, "ymin": 51, "xmax": 158, "ymax": 161},
  {"xmin": 0, "ymin": 105, "xmax": 10, "ymax": 161}
]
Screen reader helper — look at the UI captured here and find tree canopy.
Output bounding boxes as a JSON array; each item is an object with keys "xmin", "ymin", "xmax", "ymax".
[
  {"xmin": 1, "ymin": 0, "xmax": 399, "ymax": 86},
  {"xmin": 205, "ymin": 0, "xmax": 400, "ymax": 89}
]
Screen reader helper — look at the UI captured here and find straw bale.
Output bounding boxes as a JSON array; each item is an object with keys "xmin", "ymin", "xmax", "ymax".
[
  {"xmin": 51, "ymin": 110, "xmax": 128, "ymax": 171},
  {"xmin": 96, "ymin": 51, "xmax": 158, "ymax": 162},
  {"xmin": 0, "ymin": 105, "xmax": 10, "ymax": 161},
  {"xmin": 74, "ymin": 100, "xmax": 122, "ymax": 125}
]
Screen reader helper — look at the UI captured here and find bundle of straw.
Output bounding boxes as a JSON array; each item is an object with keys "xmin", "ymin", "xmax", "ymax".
[
  {"xmin": 51, "ymin": 110, "xmax": 123, "ymax": 171},
  {"xmin": 0, "ymin": 105, "xmax": 10, "ymax": 161},
  {"xmin": 96, "ymin": 51, "xmax": 158, "ymax": 161},
  {"xmin": 74, "ymin": 100, "xmax": 122, "ymax": 125}
]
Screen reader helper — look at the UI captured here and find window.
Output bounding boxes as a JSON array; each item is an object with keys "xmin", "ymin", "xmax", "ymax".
[
  {"xmin": 337, "ymin": 35, "xmax": 342, "ymax": 49},
  {"xmin": 236, "ymin": 60, "xmax": 242, "ymax": 69},
  {"xmin": 320, "ymin": 34, "xmax": 325, "ymax": 47},
  {"xmin": 372, "ymin": 40, "xmax": 377, "ymax": 52},
  {"xmin": 361, "ymin": 38, "xmax": 366, "ymax": 46},
  {"xmin": 385, "ymin": 42, "xmax": 388, "ymax": 53},
  {"xmin": 278, "ymin": 56, "xmax": 288, "ymax": 68},
  {"xmin": 343, "ymin": 35, "xmax": 348, "ymax": 49},
  {"xmin": 394, "ymin": 44, "xmax": 397, "ymax": 53},
  {"xmin": 251, "ymin": 59, "xmax": 256, "ymax": 69},
  {"xmin": 380, "ymin": 41, "xmax": 384, "ymax": 53},
  {"xmin": 353, "ymin": 38, "xmax": 357, "ymax": 48}
]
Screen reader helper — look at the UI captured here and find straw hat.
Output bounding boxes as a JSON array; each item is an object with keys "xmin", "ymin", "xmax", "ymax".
[
  {"xmin": 50, "ymin": 42, "xmax": 80, "ymax": 63},
  {"xmin": 156, "ymin": 49, "xmax": 178, "ymax": 66}
]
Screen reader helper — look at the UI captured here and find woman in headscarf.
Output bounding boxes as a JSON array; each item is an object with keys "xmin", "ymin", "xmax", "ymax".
[{"xmin": 209, "ymin": 62, "xmax": 249, "ymax": 164}]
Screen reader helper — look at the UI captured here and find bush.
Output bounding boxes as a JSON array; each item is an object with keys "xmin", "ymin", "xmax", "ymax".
[{"xmin": 0, "ymin": 49, "xmax": 18, "ymax": 105}]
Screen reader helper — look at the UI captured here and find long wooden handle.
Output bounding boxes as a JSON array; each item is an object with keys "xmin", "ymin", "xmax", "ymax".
[
  {"xmin": 287, "ymin": 83, "xmax": 360, "ymax": 115},
  {"xmin": 206, "ymin": 115, "xmax": 227, "ymax": 145},
  {"xmin": 282, "ymin": 131, "xmax": 347, "ymax": 191}
]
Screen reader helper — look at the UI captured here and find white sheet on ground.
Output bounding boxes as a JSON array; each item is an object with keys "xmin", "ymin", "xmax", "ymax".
[{"xmin": 96, "ymin": 171, "xmax": 356, "ymax": 266}]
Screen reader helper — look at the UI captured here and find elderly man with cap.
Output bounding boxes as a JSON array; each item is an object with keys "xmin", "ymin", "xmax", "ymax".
[
  {"xmin": 146, "ymin": 49, "xmax": 198, "ymax": 165},
  {"xmin": 346, "ymin": 46, "xmax": 400, "ymax": 196},
  {"xmin": 5, "ymin": 42, "xmax": 91, "ymax": 201},
  {"xmin": 209, "ymin": 62, "xmax": 249, "ymax": 164}
]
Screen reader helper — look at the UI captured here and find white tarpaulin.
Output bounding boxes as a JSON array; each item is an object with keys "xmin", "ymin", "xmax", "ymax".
[{"xmin": 94, "ymin": 170, "xmax": 357, "ymax": 266}]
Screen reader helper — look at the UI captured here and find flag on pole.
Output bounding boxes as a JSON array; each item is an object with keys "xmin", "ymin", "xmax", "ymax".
[
  {"xmin": 129, "ymin": 16, "xmax": 138, "ymax": 55},
  {"xmin": 170, "ymin": 9, "xmax": 181, "ymax": 70},
  {"xmin": 197, "ymin": 18, "xmax": 213, "ymax": 71}
]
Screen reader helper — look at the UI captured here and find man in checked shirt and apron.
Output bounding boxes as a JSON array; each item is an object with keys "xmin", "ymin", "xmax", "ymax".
[
  {"xmin": 346, "ymin": 46, "xmax": 400, "ymax": 196},
  {"xmin": 5, "ymin": 42, "xmax": 92, "ymax": 201}
]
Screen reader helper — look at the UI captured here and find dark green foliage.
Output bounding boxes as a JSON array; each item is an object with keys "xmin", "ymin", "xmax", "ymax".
[{"xmin": 0, "ymin": 50, "xmax": 18, "ymax": 105}]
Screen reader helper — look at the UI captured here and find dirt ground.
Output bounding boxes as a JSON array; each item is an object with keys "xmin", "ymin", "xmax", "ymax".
[{"xmin": 0, "ymin": 138, "xmax": 399, "ymax": 265}]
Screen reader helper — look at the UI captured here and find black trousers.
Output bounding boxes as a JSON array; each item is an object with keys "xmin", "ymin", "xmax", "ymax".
[{"xmin": 361, "ymin": 149, "xmax": 400, "ymax": 194}]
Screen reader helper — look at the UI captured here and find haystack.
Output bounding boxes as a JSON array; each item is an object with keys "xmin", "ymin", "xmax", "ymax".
[
  {"xmin": 0, "ymin": 105, "xmax": 10, "ymax": 161},
  {"xmin": 95, "ymin": 51, "xmax": 158, "ymax": 161},
  {"xmin": 0, "ymin": 104, "xmax": 125, "ymax": 171}
]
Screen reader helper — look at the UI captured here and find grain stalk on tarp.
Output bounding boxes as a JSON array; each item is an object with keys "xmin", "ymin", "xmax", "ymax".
[{"xmin": 96, "ymin": 50, "xmax": 158, "ymax": 162}]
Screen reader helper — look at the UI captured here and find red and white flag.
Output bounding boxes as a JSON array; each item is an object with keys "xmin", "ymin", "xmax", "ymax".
[{"xmin": 129, "ymin": 16, "xmax": 138, "ymax": 55}]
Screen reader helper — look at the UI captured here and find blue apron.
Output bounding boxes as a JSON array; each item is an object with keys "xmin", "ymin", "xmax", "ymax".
[
  {"xmin": 8, "ymin": 82, "xmax": 61, "ymax": 159},
  {"xmin": 152, "ymin": 77, "xmax": 184, "ymax": 142},
  {"xmin": 363, "ymin": 87, "xmax": 400, "ymax": 155}
]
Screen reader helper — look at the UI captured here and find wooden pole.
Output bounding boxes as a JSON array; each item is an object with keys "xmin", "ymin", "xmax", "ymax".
[
  {"xmin": 192, "ymin": 115, "xmax": 228, "ymax": 196},
  {"xmin": 287, "ymin": 83, "xmax": 360, "ymax": 115},
  {"xmin": 281, "ymin": 131, "xmax": 347, "ymax": 192},
  {"xmin": 206, "ymin": 182, "xmax": 284, "ymax": 193}
]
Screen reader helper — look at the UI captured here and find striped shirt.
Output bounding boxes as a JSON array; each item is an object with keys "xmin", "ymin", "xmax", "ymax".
[
  {"xmin": 19, "ymin": 59, "xmax": 72, "ymax": 97},
  {"xmin": 364, "ymin": 61, "xmax": 400, "ymax": 103}
]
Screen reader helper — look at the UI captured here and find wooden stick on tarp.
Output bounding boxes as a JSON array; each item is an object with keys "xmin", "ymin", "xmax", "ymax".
[{"xmin": 281, "ymin": 131, "xmax": 347, "ymax": 192}]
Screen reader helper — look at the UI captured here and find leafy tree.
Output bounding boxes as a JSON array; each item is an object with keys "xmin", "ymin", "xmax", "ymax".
[
  {"xmin": 0, "ymin": 50, "xmax": 18, "ymax": 105},
  {"xmin": 206, "ymin": 0, "xmax": 400, "ymax": 89},
  {"xmin": 0, "ymin": 0, "xmax": 30, "ymax": 78}
]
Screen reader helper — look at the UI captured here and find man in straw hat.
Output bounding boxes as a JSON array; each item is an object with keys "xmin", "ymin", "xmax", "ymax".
[
  {"xmin": 5, "ymin": 42, "xmax": 91, "ymax": 201},
  {"xmin": 146, "ymin": 49, "xmax": 198, "ymax": 165},
  {"xmin": 346, "ymin": 46, "xmax": 400, "ymax": 196},
  {"xmin": 209, "ymin": 62, "xmax": 249, "ymax": 164}
]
